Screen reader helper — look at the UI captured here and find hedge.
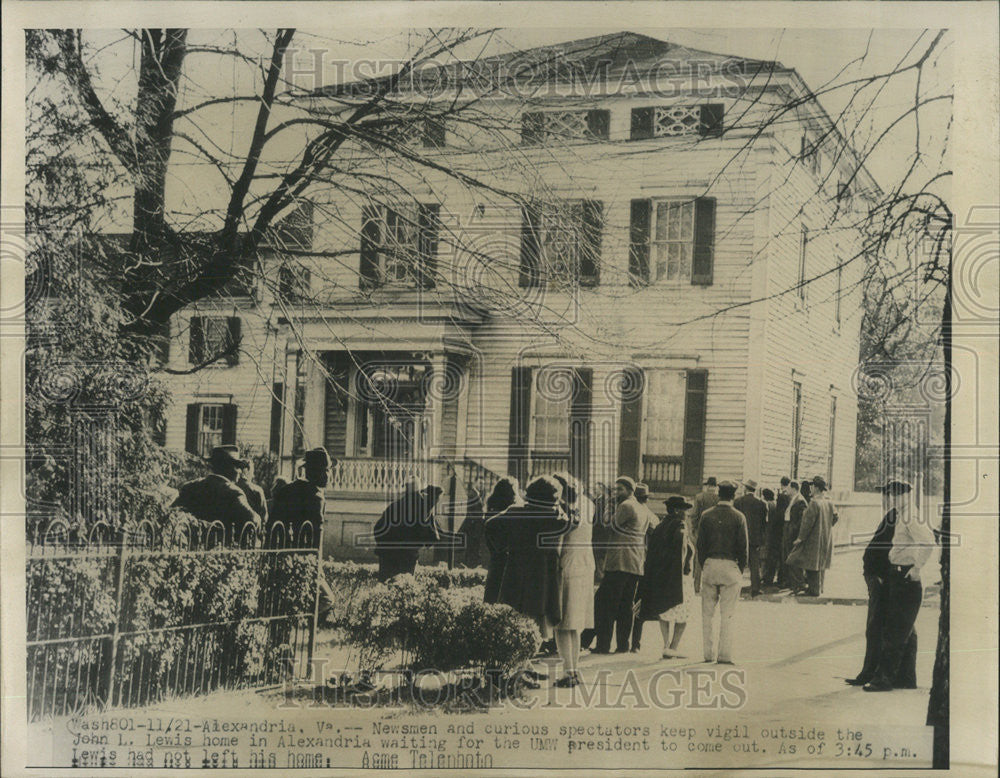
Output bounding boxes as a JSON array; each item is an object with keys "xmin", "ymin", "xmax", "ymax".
[{"xmin": 341, "ymin": 574, "xmax": 539, "ymax": 676}]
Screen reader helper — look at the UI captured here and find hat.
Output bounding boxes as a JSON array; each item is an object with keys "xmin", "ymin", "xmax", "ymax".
[
  {"xmin": 208, "ymin": 446, "xmax": 249, "ymax": 470},
  {"xmin": 303, "ymin": 447, "xmax": 333, "ymax": 469},
  {"xmin": 703, "ymin": 477, "xmax": 718, "ymax": 487},
  {"xmin": 743, "ymin": 478, "xmax": 758, "ymax": 490},
  {"xmin": 665, "ymin": 495, "xmax": 693, "ymax": 512},
  {"xmin": 525, "ymin": 475, "xmax": 562, "ymax": 506},
  {"xmin": 811, "ymin": 475, "xmax": 828, "ymax": 491},
  {"xmin": 881, "ymin": 479, "xmax": 913, "ymax": 496},
  {"xmin": 634, "ymin": 482, "xmax": 650, "ymax": 498},
  {"xmin": 718, "ymin": 480, "xmax": 739, "ymax": 491},
  {"xmin": 614, "ymin": 475, "xmax": 636, "ymax": 492}
]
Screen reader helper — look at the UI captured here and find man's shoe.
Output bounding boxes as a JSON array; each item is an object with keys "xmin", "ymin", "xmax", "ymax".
[
  {"xmin": 717, "ymin": 659, "xmax": 735, "ymax": 665},
  {"xmin": 845, "ymin": 676, "xmax": 870, "ymax": 686},
  {"xmin": 524, "ymin": 669, "xmax": 548, "ymax": 681},
  {"xmin": 590, "ymin": 647, "xmax": 611, "ymax": 655},
  {"xmin": 863, "ymin": 680, "xmax": 894, "ymax": 692}
]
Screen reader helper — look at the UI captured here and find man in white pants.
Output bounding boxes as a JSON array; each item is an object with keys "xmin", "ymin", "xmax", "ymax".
[{"xmin": 696, "ymin": 480, "xmax": 749, "ymax": 664}]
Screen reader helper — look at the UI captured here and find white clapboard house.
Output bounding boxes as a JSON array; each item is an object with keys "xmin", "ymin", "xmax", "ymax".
[{"xmin": 157, "ymin": 32, "xmax": 875, "ymax": 551}]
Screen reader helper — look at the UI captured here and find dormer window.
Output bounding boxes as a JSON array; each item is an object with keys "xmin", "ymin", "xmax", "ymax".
[
  {"xmin": 521, "ymin": 109, "xmax": 610, "ymax": 145},
  {"xmin": 630, "ymin": 104, "xmax": 724, "ymax": 140},
  {"xmin": 358, "ymin": 116, "xmax": 445, "ymax": 149}
]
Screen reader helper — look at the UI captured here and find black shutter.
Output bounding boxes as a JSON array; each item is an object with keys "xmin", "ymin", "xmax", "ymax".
[
  {"xmin": 269, "ymin": 382, "xmax": 284, "ymax": 454},
  {"xmin": 521, "ymin": 112, "xmax": 544, "ymax": 145},
  {"xmin": 580, "ymin": 200, "xmax": 603, "ymax": 286},
  {"xmin": 221, "ymin": 404, "xmax": 238, "ymax": 446},
  {"xmin": 699, "ymin": 104, "xmax": 724, "ymax": 137},
  {"xmin": 629, "ymin": 199, "xmax": 651, "ymax": 286},
  {"xmin": 422, "ymin": 118, "xmax": 446, "ymax": 148},
  {"xmin": 188, "ymin": 315, "xmax": 204, "ymax": 364},
  {"xmin": 691, "ymin": 197, "xmax": 716, "ymax": 286},
  {"xmin": 323, "ymin": 353, "xmax": 350, "ymax": 458},
  {"xmin": 417, "ymin": 203, "xmax": 441, "ymax": 289},
  {"xmin": 185, "ymin": 403, "xmax": 200, "ymax": 455},
  {"xmin": 630, "ymin": 107, "xmax": 654, "ymax": 140},
  {"xmin": 682, "ymin": 370, "xmax": 708, "ymax": 489},
  {"xmin": 155, "ymin": 318, "xmax": 171, "ymax": 364},
  {"xmin": 570, "ymin": 368, "xmax": 593, "ymax": 485},
  {"xmin": 359, "ymin": 205, "xmax": 382, "ymax": 290},
  {"xmin": 507, "ymin": 366, "xmax": 533, "ymax": 485},
  {"xmin": 519, "ymin": 205, "xmax": 541, "ymax": 288},
  {"xmin": 225, "ymin": 317, "xmax": 241, "ymax": 365},
  {"xmin": 617, "ymin": 366, "xmax": 643, "ymax": 481},
  {"xmin": 586, "ymin": 109, "xmax": 610, "ymax": 140}
]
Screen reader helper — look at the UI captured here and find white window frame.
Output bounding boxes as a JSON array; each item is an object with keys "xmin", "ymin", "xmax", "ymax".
[
  {"xmin": 197, "ymin": 403, "xmax": 226, "ymax": 458},
  {"xmin": 529, "ymin": 368, "xmax": 572, "ymax": 454},
  {"xmin": 649, "ymin": 198, "xmax": 696, "ymax": 283},
  {"xmin": 639, "ymin": 369, "xmax": 687, "ymax": 460}
]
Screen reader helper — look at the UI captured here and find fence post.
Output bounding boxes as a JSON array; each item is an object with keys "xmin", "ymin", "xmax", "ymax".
[
  {"xmin": 307, "ymin": 524, "xmax": 324, "ymax": 680},
  {"xmin": 446, "ymin": 470, "xmax": 457, "ymax": 569},
  {"xmin": 102, "ymin": 539, "xmax": 128, "ymax": 709}
]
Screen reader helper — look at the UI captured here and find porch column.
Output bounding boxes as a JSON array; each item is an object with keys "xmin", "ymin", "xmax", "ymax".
[
  {"xmin": 426, "ymin": 353, "xmax": 448, "ymax": 459},
  {"xmin": 279, "ymin": 348, "xmax": 299, "ymax": 481},
  {"xmin": 301, "ymin": 354, "xmax": 326, "ymax": 452}
]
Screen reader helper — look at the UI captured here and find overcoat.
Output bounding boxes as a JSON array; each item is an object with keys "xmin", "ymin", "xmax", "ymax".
[
  {"xmin": 787, "ymin": 495, "xmax": 838, "ymax": 571},
  {"xmin": 495, "ymin": 502, "xmax": 568, "ymax": 624},
  {"xmin": 638, "ymin": 515, "xmax": 691, "ymax": 619}
]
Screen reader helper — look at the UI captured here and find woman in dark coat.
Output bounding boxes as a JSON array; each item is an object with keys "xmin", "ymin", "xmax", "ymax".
[
  {"xmin": 482, "ymin": 477, "xmax": 520, "ymax": 603},
  {"xmin": 373, "ymin": 482, "xmax": 442, "ymax": 582},
  {"xmin": 494, "ymin": 476, "xmax": 569, "ymax": 638},
  {"xmin": 639, "ymin": 496, "xmax": 695, "ymax": 658}
]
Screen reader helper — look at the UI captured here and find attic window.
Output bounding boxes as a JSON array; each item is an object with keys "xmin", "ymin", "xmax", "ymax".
[
  {"xmin": 521, "ymin": 109, "xmax": 610, "ymax": 145},
  {"xmin": 630, "ymin": 104, "xmax": 724, "ymax": 140},
  {"xmin": 800, "ymin": 135, "xmax": 822, "ymax": 176}
]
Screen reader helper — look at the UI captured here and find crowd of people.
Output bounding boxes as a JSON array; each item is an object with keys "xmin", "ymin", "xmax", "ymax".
[{"xmin": 173, "ymin": 446, "xmax": 935, "ymax": 694}]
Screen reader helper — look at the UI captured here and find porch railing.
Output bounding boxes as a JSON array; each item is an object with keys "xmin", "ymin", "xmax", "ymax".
[
  {"xmin": 330, "ymin": 457, "xmax": 450, "ymax": 496},
  {"xmin": 642, "ymin": 454, "xmax": 684, "ymax": 492}
]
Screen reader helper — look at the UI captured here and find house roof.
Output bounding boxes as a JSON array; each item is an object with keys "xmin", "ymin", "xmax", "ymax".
[{"xmin": 310, "ymin": 31, "xmax": 785, "ymax": 98}]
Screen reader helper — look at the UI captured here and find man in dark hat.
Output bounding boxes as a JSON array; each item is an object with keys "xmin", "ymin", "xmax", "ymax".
[
  {"xmin": 787, "ymin": 476, "xmax": 838, "ymax": 596},
  {"xmin": 864, "ymin": 479, "xmax": 936, "ymax": 692},
  {"xmin": 846, "ymin": 479, "xmax": 918, "ymax": 688},
  {"xmin": 269, "ymin": 447, "xmax": 335, "ymax": 547},
  {"xmin": 373, "ymin": 477, "xmax": 444, "ymax": 582},
  {"xmin": 783, "ymin": 480, "xmax": 807, "ymax": 592},
  {"xmin": 173, "ymin": 446, "xmax": 259, "ymax": 543},
  {"xmin": 592, "ymin": 476, "xmax": 648, "ymax": 654},
  {"xmin": 768, "ymin": 476, "xmax": 792, "ymax": 587},
  {"xmin": 697, "ymin": 480, "xmax": 748, "ymax": 664},
  {"xmin": 688, "ymin": 476, "xmax": 719, "ymax": 593},
  {"xmin": 734, "ymin": 479, "xmax": 768, "ymax": 597},
  {"xmin": 638, "ymin": 495, "xmax": 694, "ymax": 658},
  {"xmin": 236, "ymin": 459, "xmax": 268, "ymax": 525}
]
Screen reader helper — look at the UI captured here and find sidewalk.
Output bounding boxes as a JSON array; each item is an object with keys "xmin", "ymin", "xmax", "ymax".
[{"xmin": 739, "ymin": 544, "xmax": 943, "ymax": 606}]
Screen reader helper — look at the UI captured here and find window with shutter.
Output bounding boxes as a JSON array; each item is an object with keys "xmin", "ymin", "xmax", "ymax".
[
  {"xmin": 189, "ymin": 315, "xmax": 240, "ymax": 365},
  {"xmin": 187, "ymin": 403, "xmax": 228, "ymax": 457},
  {"xmin": 640, "ymin": 369, "xmax": 686, "ymax": 491},
  {"xmin": 797, "ymin": 225, "xmax": 809, "ymax": 302},
  {"xmin": 521, "ymin": 109, "xmax": 609, "ymax": 145},
  {"xmin": 629, "ymin": 104, "xmax": 725, "ymax": 140},
  {"xmin": 521, "ymin": 200, "xmax": 603, "ymax": 288},
  {"xmin": 569, "ymin": 368, "xmax": 593, "ymax": 485},
  {"xmin": 359, "ymin": 204, "xmax": 438, "ymax": 288},
  {"xmin": 188, "ymin": 316, "xmax": 204, "ymax": 364},
  {"xmin": 682, "ymin": 370, "xmax": 708, "ymax": 489},
  {"xmin": 640, "ymin": 197, "xmax": 715, "ymax": 284}
]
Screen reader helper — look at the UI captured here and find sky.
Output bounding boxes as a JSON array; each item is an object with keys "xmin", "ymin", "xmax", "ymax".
[{"xmin": 70, "ymin": 27, "xmax": 953, "ymax": 228}]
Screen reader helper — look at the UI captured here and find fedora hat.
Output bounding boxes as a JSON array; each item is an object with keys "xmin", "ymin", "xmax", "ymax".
[
  {"xmin": 208, "ymin": 445, "xmax": 249, "ymax": 470},
  {"xmin": 303, "ymin": 447, "xmax": 333, "ymax": 469},
  {"xmin": 703, "ymin": 476, "xmax": 718, "ymax": 487},
  {"xmin": 665, "ymin": 495, "xmax": 693, "ymax": 512},
  {"xmin": 811, "ymin": 475, "xmax": 828, "ymax": 491},
  {"xmin": 880, "ymin": 478, "xmax": 913, "ymax": 496},
  {"xmin": 743, "ymin": 478, "xmax": 758, "ymax": 490}
]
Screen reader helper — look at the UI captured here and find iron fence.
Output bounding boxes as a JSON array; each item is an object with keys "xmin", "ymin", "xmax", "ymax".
[{"xmin": 26, "ymin": 516, "xmax": 321, "ymax": 721}]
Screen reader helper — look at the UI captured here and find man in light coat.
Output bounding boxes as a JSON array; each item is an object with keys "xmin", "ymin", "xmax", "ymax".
[
  {"xmin": 592, "ymin": 476, "xmax": 650, "ymax": 654},
  {"xmin": 787, "ymin": 476, "xmax": 839, "ymax": 596}
]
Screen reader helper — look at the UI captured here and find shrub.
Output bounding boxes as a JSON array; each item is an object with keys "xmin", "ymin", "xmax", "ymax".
[{"xmin": 342, "ymin": 575, "xmax": 538, "ymax": 676}]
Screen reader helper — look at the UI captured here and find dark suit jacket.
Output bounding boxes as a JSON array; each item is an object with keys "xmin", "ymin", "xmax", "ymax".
[
  {"xmin": 173, "ymin": 474, "xmax": 259, "ymax": 542},
  {"xmin": 862, "ymin": 508, "xmax": 897, "ymax": 578},
  {"xmin": 269, "ymin": 479, "xmax": 325, "ymax": 547},
  {"xmin": 697, "ymin": 503, "xmax": 749, "ymax": 572},
  {"xmin": 734, "ymin": 493, "xmax": 768, "ymax": 548}
]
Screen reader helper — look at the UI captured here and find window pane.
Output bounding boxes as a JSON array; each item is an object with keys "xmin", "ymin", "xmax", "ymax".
[
  {"xmin": 655, "ymin": 203, "xmax": 670, "ymax": 241},
  {"xmin": 643, "ymin": 371, "xmax": 686, "ymax": 456},
  {"xmin": 680, "ymin": 202, "xmax": 694, "ymax": 240}
]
